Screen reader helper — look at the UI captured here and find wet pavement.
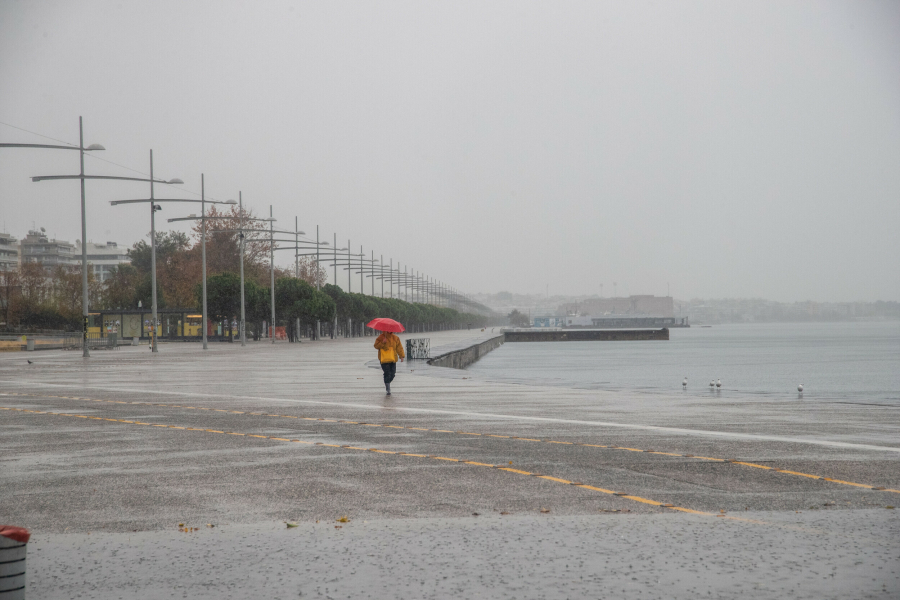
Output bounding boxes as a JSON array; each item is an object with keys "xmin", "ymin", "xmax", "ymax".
[{"xmin": 1, "ymin": 331, "xmax": 898, "ymax": 598}]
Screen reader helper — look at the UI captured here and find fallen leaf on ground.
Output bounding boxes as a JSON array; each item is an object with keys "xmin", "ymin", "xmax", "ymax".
[
  {"xmin": 540, "ymin": 508, "xmax": 551, "ymax": 513},
  {"xmin": 285, "ymin": 522, "xmax": 298, "ymax": 528},
  {"xmin": 336, "ymin": 516, "xmax": 350, "ymax": 523}
]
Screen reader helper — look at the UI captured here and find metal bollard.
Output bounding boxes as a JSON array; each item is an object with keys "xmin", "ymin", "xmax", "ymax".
[
  {"xmin": 25, "ymin": 339, "xmax": 34, "ymax": 352},
  {"xmin": 132, "ymin": 337, "xmax": 139, "ymax": 346},
  {"xmin": 0, "ymin": 526, "xmax": 30, "ymax": 600}
]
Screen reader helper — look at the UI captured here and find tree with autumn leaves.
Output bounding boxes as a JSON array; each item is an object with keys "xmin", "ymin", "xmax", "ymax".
[{"xmin": 0, "ymin": 203, "xmax": 491, "ymax": 335}]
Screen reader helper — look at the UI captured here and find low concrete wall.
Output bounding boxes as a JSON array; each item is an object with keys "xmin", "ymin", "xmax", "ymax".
[
  {"xmin": 428, "ymin": 334, "xmax": 505, "ymax": 369},
  {"xmin": 427, "ymin": 328, "xmax": 668, "ymax": 370},
  {"xmin": 504, "ymin": 328, "xmax": 669, "ymax": 342}
]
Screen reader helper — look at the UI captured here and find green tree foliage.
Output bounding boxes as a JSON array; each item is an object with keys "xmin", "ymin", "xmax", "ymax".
[
  {"xmin": 507, "ymin": 309, "xmax": 531, "ymax": 327},
  {"xmin": 322, "ymin": 284, "xmax": 491, "ymax": 331},
  {"xmin": 134, "ymin": 273, "xmax": 166, "ymax": 310},
  {"xmin": 202, "ymin": 273, "xmax": 242, "ymax": 322},
  {"xmin": 101, "ymin": 264, "xmax": 141, "ymax": 310},
  {"xmin": 127, "ymin": 231, "xmax": 190, "ymax": 273},
  {"xmin": 275, "ymin": 277, "xmax": 336, "ymax": 330}
]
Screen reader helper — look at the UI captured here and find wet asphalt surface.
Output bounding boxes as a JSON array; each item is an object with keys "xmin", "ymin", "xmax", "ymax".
[{"xmin": 1, "ymin": 332, "xmax": 898, "ymax": 599}]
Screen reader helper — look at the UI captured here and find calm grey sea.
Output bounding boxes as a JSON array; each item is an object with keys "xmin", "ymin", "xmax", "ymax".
[{"xmin": 466, "ymin": 322, "xmax": 900, "ymax": 403}]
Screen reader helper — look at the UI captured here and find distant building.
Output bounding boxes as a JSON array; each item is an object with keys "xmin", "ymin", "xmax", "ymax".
[
  {"xmin": 0, "ymin": 231, "xmax": 17, "ymax": 271},
  {"xmin": 74, "ymin": 240, "xmax": 131, "ymax": 282},
  {"xmin": 565, "ymin": 295, "xmax": 674, "ymax": 318},
  {"xmin": 565, "ymin": 316, "xmax": 593, "ymax": 327},
  {"xmin": 533, "ymin": 316, "xmax": 565, "ymax": 327},
  {"xmin": 19, "ymin": 229, "xmax": 77, "ymax": 268}
]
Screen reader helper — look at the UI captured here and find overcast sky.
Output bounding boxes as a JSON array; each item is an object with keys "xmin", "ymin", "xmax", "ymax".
[{"xmin": 1, "ymin": 0, "xmax": 898, "ymax": 302}]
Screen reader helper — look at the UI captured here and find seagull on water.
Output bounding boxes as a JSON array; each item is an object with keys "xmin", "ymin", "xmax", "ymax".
[
  {"xmin": 709, "ymin": 380, "xmax": 715, "ymax": 389},
  {"xmin": 682, "ymin": 377, "xmax": 688, "ymax": 389},
  {"xmin": 716, "ymin": 379, "xmax": 722, "ymax": 389},
  {"xmin": 798, "ymin": 384, "xmax": 804, "ymax": 393}
]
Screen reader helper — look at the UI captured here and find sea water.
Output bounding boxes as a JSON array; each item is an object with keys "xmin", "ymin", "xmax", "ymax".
[{"xmin": 466, "ymin": 321, "xmax": 900, "ymax": 404}]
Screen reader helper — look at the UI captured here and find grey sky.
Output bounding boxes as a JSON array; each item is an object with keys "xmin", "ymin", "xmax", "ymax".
[{"xmin": 1, "ymin": 0, "xmax": 898, "ymax": 302}]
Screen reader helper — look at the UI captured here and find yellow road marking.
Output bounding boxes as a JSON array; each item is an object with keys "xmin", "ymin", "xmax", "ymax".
[
  {"xmin": 822, "ymin": 478, "xmax": 873, "ymax": 489},
  {"xmin": 498, "ymin": 468, "xmax": 533, "ymax": 475},
  {"xmin": 3, "ymin": 392, "xmax": 897, "ymax": 495},
  {"xmin": 670, "ymin": 507, "xmax": 712, "ymax": 515},
  {"xmin": 576, "ymin": 484, "xmax": 616, "ymax": 494},
  {"xmin": 623, "ymin": 495, "xmax": 664, "ymax": 506},
  {"xmin": 0, "ymin": 405, "xmax": 829, "ymax": 523},
  {"xmin": 537, "ymin": 476, "xmax": 572, "ymax": 484}
]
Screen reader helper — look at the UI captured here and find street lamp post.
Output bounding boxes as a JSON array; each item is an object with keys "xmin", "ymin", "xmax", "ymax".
[
  {"xmin": 270, "ymin": 206, "xmax": 276, "ymax": 344},
  {"xmin": 104, "ymin": 150, "xmax": 185, "ymax": 353},
  {"xmin": 162, "ymin": 183, "xmax": 236, "ymax": 350},
  {"xmin": 177, "ymin": 203, "xmax": 273, "ymax": 346},
  {"xmin": 239, "ymin": 194, "xmax": 245, "ymax": 346},
  {"xmin": 5, "ymin": 117, "xmax": 105, "ymax": 357}
]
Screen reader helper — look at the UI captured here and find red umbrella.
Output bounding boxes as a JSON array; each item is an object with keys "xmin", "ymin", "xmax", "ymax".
[{"xmin": 367, "ymin": 318, "xmax": 405, "ymax": 333}]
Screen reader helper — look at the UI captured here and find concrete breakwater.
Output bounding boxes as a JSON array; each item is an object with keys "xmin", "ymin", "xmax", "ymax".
[
  {"xmin": 505, "ymin": 329, "xmax": 669, "ymax": 343},
  {"xmin": 427, "ymin": 333, "xmax": 506, "ymax": 369},
  {"xmin": 427, "ymin": 328, "xmax": 668, "ymax": 369}
]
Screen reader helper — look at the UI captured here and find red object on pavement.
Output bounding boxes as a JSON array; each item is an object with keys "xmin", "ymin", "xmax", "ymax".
[
  {"xmin": 366, "ymin": 318, "xmax": 405, "ymax": 333},
  {"xmin": 0, "ymin": 526, "xmax": 30, "ymax": 544}
]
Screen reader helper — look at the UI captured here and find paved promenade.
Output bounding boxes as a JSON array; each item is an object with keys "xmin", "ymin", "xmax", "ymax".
[{"xmin": 1, "ymin": 331, "xmax": 898, "ymax": 598}]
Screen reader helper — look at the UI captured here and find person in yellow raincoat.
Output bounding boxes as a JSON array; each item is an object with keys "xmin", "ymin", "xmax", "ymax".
[{"xmin": 373, "ymin": 330, "xmax": 405, "ymax": 395}]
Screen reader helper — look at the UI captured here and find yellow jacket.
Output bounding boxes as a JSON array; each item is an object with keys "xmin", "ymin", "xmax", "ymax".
[{"xmin": 374, "ymin": 332, "xmax": 405, "ymax": 363}]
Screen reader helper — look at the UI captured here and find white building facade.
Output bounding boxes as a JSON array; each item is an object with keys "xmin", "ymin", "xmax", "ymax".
[{"xmin": 74, "ymin": 241, "xmax": 131, "ymax": 282}]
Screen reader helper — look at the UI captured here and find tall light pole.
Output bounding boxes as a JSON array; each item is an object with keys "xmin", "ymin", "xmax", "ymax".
[
  {"xmin": 270, "ymin": 205, "xmax": 276, "ymax": 344},
  {"xmin": 149, "ymin": 151, "xmax": 161, "ymax": 352},
  {"xmin": 105, "ymin": 150, "xmax": 184, "ymax": 353},
  {"xmin": 6, "ymin": 117, "xmax": 105, "ymax": 357},
  {"xmin": 333, "ymin": 232, "xmax": 338, "ymax": 338},
  {"xmin": 201, "ymin": 175, "xmax": 207, "ymax": 348},
  {"xmin": 317, "ymin": 225, "xmax": 321, "ymax": 339},
  {"xmin": 163, "ymin": 183, "xmax": 236, "ymax": 350},
  {"xmin": 239, "ymin": 194, "xmax": 246, "ymax": 346}
]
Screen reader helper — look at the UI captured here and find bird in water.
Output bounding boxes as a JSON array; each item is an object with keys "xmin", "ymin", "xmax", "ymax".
[
  {"xmin": 716, "ymin": 379, "xmax": 722, "ymax": 389},
  {"xmin": 798, "ymin": 384, "xmax": 804, "ymax": 393},
  {"xmin": 709, "ymin": 380, "xmax": 715, "ymax": 389},
  {"xmin": 682, "ymin": 377, "xmax": 688, "ymax": 389}
]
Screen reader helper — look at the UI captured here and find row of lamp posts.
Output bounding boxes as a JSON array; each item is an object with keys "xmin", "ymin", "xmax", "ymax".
[{"xmin": 2, "ymin": 117, "xmax": 489, "ymax": 356}]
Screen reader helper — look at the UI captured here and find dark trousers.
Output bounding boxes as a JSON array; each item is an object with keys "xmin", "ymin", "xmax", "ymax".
[{"xmin": 381, "ymin": 362, "xmax": 397, "ymax": 385}]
